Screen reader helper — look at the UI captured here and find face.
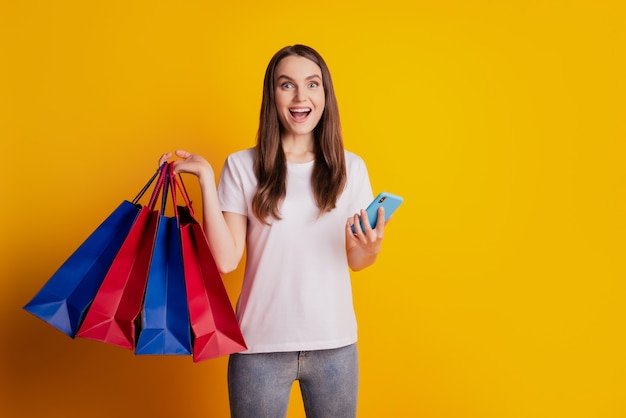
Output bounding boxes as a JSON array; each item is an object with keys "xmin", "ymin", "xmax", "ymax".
[{"xmin": 273, "ymin": 55, "xmax": 325, "ymax": 138}]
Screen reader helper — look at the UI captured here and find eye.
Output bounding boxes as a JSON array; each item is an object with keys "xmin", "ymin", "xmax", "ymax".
[
  {"xmin": 308, "ymin": 82, "xmax": 319, "ymax": 88},
  {"xmin": 281, "ymin": 82, "xmax": 294, "ymax": 89}
]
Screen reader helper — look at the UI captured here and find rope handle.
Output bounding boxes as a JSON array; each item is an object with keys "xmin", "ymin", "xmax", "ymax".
[
  {"xmin": 147, "ymin": 163, "xmax": 169, "ymax": 210},
  {"xmin": 131, "ymin": 162, "xmax": 167, "ymax": 205},
  {"xmin": 168, "ymin": 164, "xmax": 195, "ymax": 220},
  {"xmin": 131, "ymin": 162, "xmax": 194, "ymax": 216}
]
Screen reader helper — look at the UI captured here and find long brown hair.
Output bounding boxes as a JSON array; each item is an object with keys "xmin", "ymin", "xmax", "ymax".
[{"xmin": 252, "ymin": 44, "xmax": 347, "ymax": 223}]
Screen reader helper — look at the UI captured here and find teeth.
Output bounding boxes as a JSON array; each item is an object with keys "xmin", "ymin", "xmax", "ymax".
[{"xmin": 291, "ymin": 108, "xmax": 311, "ymax": 113}]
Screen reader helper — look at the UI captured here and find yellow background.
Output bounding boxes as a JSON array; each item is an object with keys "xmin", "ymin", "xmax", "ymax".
[{"xmin": 1, "ymin": 0, "xmax": 625, "ymax": 417}]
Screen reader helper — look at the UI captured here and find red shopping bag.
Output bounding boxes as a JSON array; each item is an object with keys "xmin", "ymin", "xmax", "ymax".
[
  {"xmin": 23, "ymin": 166, "xmax": 163, "ymax": 337},
  {"xmin": 75, "ymin": 166, "xmax": 166, "ymax": 349},
  {"xmin": 171, "ymin": 169, "xmax": 247, "ymax": 362}
]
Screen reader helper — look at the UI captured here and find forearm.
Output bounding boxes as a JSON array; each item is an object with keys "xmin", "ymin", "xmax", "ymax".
[{"xmin": 197, "ymin": 174, "xmax": 245, "ymax": 274}]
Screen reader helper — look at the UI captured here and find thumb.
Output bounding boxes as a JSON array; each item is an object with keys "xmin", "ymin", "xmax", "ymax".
[
  {"xmin": 158, "ymin": 152, "xmax": 172, "ymax": 166},
  {"xmin": 175, "ymin": 149, "xmax": 191, "ymax": 159}
]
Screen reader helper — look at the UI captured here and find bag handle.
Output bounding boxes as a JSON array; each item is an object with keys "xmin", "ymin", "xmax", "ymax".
[
  {"xmin": 177, "ymin": 172, "xmax": 193, "ymax": 211},
  {"xmin": 168, "ymin": 164, "xmax": 195, "ymax": 220},
  {"xmin": 131, "ymin": 162, "xmax": 167, "ymax": 205},
  {"xmin": 160, "ymin": 164, "xmax": 170, "ymax": 214},
  {"xmin": 146, "ymin": 162, "xmax": 169, "ymax": 210}
]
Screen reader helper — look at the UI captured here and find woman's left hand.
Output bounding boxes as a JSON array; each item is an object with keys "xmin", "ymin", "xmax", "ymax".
[{"xmin": 345, "ymin": 207, "xmax": 385, "ymax": 271}]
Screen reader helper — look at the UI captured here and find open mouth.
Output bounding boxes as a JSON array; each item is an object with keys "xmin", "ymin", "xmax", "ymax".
[{"xmin": 289, "ymin": 108, "xmax": 311, "ymax": 122}]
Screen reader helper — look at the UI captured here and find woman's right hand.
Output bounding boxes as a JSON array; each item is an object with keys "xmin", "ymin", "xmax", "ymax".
[{"xmin": 159, "ymin": 150, "xmax": 215, "ymax": 182}]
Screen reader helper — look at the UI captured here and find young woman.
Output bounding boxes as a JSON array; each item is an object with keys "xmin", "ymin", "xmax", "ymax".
[{"xmin": 160, "ymin": 44, "xmax": 387, "ymax": 418}]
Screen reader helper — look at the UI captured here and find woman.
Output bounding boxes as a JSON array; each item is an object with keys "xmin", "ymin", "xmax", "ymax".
[{"xmin": 160, "ymin": 44, "xmax": 387, "ymax": 418}]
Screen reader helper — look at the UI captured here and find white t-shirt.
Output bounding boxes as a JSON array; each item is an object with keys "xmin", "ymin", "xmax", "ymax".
[{"xmin": 217, "ymin": 148, "xmax": 373, "ymax": 353}]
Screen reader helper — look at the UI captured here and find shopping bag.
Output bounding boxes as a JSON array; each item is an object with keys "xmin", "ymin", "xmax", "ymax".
[
  {"xmin": 171, "ymin": 170, "xmax": 247, "ymax": 362},
  {"xmin": 75, "ymin": 166, "xmax": 166, "ymax": 349},
  {"xmin": 136, "ymin": 168, "xmax": 192, "ymax": 356},
  {"xmin": 23, "ymin": 166, "xmax": 164, "ymax": 337}
]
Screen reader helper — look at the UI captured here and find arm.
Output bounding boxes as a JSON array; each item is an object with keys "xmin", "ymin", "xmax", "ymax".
[
  {"xmin": 160, "ymin": 150, "xmax": 246, "ymax": 274},
  {"xmin": 345, "ymin": 207, "xmax": 385, "ymax": 271}
]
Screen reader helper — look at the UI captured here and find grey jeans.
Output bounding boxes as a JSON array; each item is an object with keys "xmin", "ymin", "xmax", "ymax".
[{"xmin": 227, "ymin": 343, "xmax": 359, "ymax": 418}]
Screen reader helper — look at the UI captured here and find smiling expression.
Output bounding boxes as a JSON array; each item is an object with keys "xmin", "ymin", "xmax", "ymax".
[{"xmin": 274, "ymin": 55, "xmax": 326, "ymax": 139}]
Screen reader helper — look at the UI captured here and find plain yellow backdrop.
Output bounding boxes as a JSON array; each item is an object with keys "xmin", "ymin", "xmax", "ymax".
[{"xmin": 1, "ymin": 0, "xmax": 625, "ymax": 417}]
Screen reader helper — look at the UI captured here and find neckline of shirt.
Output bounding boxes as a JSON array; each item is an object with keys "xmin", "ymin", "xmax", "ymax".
[{"xmin": 287, "ymin": 159, "xmax": 315, "ymax": 167}]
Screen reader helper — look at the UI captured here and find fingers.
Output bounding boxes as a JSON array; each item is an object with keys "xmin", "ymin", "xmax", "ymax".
[
  {"xmin": 348, "ymin": 207, "xmax": 385, "ymax": 240},
  {"xmin": 158, "ymin": 150, "xmax": 195, "ymax": 174},
  {"xmin": 158, "ymin": 152, "xmax": 172, "ymax": 167},
  {"xmin": 359, "ymin": 209, "xmax": 371, "ymax": 233},
  {"xmin": 358, "ymin": 208, "xmax": 385, "ymax": 233},
  {"xmin": 346, "ymin": 219, "xmax": 357, "ymax": 238},
  {"xmin": 374, "ymin": 207, "xmax": 385, "ymax": 231},
  {"xmin": 158, "ymin": 150, "xmax": 192, "ymax": 163},
  {"xmin": 353, "ymin": 212, "xmax": 364, "ymax": 235},
  {"xmin": 175, "ymin": 149, "xmax": 191, "ymax": 159},
  {"xmin": 349, "ymin": 210, "xmax": 371, "ymax": 238}
]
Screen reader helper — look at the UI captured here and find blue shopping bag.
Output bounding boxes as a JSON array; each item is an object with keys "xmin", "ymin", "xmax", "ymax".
[
  {"xmin": 135, "ymin": 168, "xmax": 192, "ymax": 355},
  {"xmin": 23, "ymin": 165, "xmax": 165, "ymax": 337}
]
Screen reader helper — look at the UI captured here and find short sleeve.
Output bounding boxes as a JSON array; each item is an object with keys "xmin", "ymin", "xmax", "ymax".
[
  {"xmin": 217, "ymin": 153, "xmax": 249, "ymax": 216},
  {"xmin": 346, "ymin": 152, "xmax": 374, "ymax": 212}
]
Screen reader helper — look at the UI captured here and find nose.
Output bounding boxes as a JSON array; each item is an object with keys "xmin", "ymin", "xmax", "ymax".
[{"xmin": 294, "ymin": 87, "xmax": 306, "ymax": 102}]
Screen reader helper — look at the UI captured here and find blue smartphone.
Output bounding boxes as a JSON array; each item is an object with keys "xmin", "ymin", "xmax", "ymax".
[{"xmin": 352, "ymin": 192, "xmax": 403, "ymax": 233}]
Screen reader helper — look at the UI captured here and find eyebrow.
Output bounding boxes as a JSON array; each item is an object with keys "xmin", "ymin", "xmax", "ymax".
[{"xmin": 276, "ymin": 74, "xmax": 322, "ymax": 82}]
